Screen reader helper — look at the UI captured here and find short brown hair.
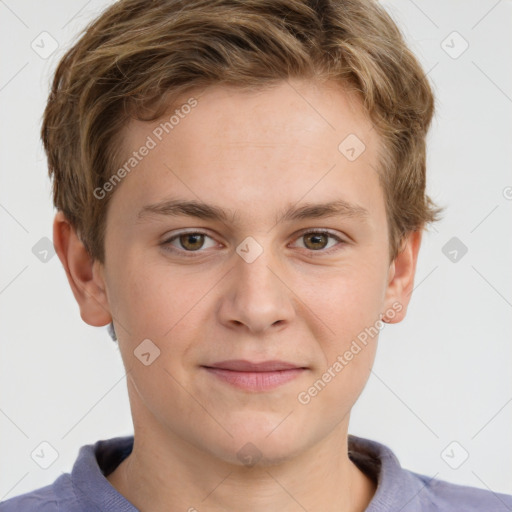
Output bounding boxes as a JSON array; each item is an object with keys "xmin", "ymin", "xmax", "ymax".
[{"xmin": 42, "ymin": 0, "xmax": 440, "ymax": 263}]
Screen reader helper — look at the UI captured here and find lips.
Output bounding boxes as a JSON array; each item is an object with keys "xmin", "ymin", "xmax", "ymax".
[
  {"xmin": 202, "ymin": 360, "xmax": 307, "ymax": 391},
  {"xmin": 205, "ymin": 360, "xmax": 304, "ymax": 372}
]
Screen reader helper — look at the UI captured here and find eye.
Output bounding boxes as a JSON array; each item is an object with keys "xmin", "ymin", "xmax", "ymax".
[
  {"xmin": 161, "ymin": 229, "xmax": 346, "ymax": 257},
  {"xmin": 291, "ymin": 230, "xmax": 344, "ymax": 253},
  {"xmin": 162, "ymin": 231, "xmax": 218, "ymax": 253}
]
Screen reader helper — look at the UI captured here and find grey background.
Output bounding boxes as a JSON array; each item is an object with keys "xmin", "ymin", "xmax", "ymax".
[{"xmin": 1, "ymin": 0, "xmax": 511, "ymax": 500}]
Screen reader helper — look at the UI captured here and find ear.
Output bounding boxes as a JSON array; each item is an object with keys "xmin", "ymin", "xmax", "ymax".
[
  {"xmin": 53, "ymin": 211, "xmax": 112, "ymax": 327},
  {"xmin": 383, "ymin": 230, "xmax": 422, "ymax": 323}
]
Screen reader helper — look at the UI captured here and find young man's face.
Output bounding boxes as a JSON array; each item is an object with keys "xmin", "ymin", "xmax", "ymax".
[{"xmin": 71, "ymin": 80, "xmax": 418, "ymax": 465}]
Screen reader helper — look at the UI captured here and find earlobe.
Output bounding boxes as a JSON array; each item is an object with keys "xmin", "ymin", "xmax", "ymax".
[
  {"xmin": 53, "ymin": 211, "xmax": 112, "ymax": 327},
  {"xmin": 383, "ymin": 230, "xmax": 422, "ymax": 324}
]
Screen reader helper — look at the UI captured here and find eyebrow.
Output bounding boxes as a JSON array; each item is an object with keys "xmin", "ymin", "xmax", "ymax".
[{"xmin": 137, "ymin": 198, "xmax": 368, "ymax": 225}]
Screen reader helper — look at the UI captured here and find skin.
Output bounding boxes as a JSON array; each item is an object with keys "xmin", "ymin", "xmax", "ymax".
[{"xmin": 53, "ymin": 79, "xmax": 422, "ymax": 512}]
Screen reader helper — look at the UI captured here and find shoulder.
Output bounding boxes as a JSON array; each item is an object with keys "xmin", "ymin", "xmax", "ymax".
[
  {"xmin": 348, "ymin": 435, "xmax": 512, "ymax": 512},
  {"xmin": 0, "ymin": 435, "xmax": 135, "ymax": 512},
  {"xmin": 0, "ymin": 474, "xmax": 79, "ymax": 512},
  {"xmin": 410, "ymin": 471, "xmax": 512, "ymax": 512}
]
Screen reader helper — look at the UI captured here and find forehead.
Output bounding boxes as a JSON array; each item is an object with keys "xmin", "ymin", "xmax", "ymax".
[{"xmin": 108, "ymin": 79, "xmax": 385, "ymax": 227}]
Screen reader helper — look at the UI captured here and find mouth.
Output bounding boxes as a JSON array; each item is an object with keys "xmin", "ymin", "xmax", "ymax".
[{"xmin": 201, "ymin": 360, "xmax": 308, "ymax": 392}]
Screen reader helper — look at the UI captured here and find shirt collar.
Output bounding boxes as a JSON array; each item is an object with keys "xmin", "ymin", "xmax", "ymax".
[{"xmin": 69, "ymin": 434, "xmax": 429, "ymax": 511}]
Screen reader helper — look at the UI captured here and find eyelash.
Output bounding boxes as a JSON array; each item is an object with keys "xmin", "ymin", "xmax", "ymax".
[{"xmin": 161, "ymin": 229, "xmax": 346, "ymax": 258}]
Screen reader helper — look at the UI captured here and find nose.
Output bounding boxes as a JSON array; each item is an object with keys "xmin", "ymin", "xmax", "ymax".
[{"xmin": 217, "ymin": 245, "xmax": 295, "ymax": 335}]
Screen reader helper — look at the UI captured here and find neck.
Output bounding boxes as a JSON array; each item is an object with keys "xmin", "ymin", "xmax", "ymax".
[{"xmin": 107, "ymin": 422, "xmax": 375, "ymax": 512}]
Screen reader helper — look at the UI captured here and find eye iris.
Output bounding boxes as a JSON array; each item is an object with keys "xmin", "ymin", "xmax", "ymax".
[
  {"xmin": 180, "ymin": 233, "xmax": 204, "ymax": 251},
  {"xmin": 176, "ymin": 233, "xmax": 332, "ymax": 251},
  {"xmin": 304, "ymin": 233, "xmax": 328, "ymax": 250}
]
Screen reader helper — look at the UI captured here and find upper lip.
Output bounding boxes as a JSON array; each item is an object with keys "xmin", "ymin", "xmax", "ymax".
[{"xmin": 204, "ymin": 360, "xmax": 306, "ymax": 372}]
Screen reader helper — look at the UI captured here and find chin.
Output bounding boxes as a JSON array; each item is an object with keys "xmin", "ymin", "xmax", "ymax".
[
  {"xmin": 211, "ymin": 439, "xmax": 304, "ymax": 468},
  {"xmin": 208, "ymin": 416, "xmax": 309, "ymax": 468}
]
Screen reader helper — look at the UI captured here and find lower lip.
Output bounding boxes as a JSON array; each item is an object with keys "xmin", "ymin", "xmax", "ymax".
[{"xmin": 203, "ymin": 367, "xmax": 306, "ymax": 391}]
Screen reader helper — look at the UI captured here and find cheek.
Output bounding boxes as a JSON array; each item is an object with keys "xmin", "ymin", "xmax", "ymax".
[
  {"xmin": 292, "ymin": 257, "xmax": 387, "ymax": 392},
  {"xmin": 299, "ymin": 259, "xmax": 388, "ymax": 336},
  {"xmin": 110, "ymin": 253, "xmax": 215, "ymax": 340},
  {"xmin": 294, "ymin": 269, "xmax": 382, "ymax": 415},
  {"xmin": 299, "ymin": 346, "xmax": 376, "ymax": 429}
]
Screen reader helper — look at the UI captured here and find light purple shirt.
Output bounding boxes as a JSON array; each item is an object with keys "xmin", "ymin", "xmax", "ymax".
[{"xmin": 1, "ymin": 435, "xmax": 511, "ymax": 511}]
